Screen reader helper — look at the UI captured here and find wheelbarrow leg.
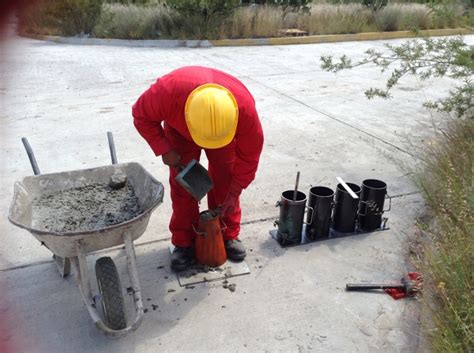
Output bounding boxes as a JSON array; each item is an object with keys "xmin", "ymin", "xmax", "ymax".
[
  {"xmin": 71, "ymin": 237, "xmax": 144, "ymax": 337},
  {"xmin": 123, "ymin": 231, "xmax": 144, "ymax": 328},
  {"xmin": 53, "ymin": 255, "xmax": 71, "ymax": 277}
]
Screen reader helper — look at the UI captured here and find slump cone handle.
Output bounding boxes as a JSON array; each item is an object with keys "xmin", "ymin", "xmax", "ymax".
[{"xmin": 293, "ymin": 171, "xmax": 300, "ymax": 201}]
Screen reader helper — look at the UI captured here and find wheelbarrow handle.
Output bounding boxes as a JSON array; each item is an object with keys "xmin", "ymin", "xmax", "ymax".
[
  {"xmin": 107, "ymin": 131, "xmax": 118, "ymax": 165},
  {"xmin": 21, "ymin": 137, "xmax": 41, "ymax": 175}
]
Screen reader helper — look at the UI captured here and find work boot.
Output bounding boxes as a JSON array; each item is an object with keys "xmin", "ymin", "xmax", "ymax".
[
  {"xmin": 170, "ymin": 246, "xmax": 195, "ymax": 272},
  {"xmin": 224, "ymin": 239, "xmax": 246, "ymax": 262}
]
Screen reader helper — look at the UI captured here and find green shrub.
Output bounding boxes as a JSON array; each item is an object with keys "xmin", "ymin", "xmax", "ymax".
[
  {"xmin": 241, "ymin": 0, "xmax": 311, "ymax": 10},
  {"xmin": 93, "ymin": 3, "xmax": 175, "ymax": 39},
  {"xmin": 166, "ymin": 0, "xmax": 239, "ymax": 17},
  {"xmin": 19, "ymin": 0, "xmax": 103, "ymax": 36},
  {"xmin": 429, "ymin": 0, "xmax": 465, "ymax": 28},
  {"xmin": 224, "ymin": 5, "xmax": 284, "ymax": 38},
  {"xmin": 415, "ymin": 117, "xmax": 474, "ymax": 352},
  {"xmin": 166, "ymin": 0, "xmax": 239, "ymax": 39},
  {"xmin": 298, "ymin": 4, "xmax": 376, "ymax": 35},
  {"xmin": 375, "ymin": 3, "xmax": 432, "ymax": 31}
]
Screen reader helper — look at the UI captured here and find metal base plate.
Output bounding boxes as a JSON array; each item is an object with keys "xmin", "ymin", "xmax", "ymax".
[
  {"xmin": 270, "ymin": 223, "xmax": 390, "ymax": 248},
  {"xmin": 168, "ymin": 246, "xmax": 250, "ymax": 286}
]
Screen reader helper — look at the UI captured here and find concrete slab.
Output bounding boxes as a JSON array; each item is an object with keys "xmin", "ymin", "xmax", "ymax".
[
  {"xmin": 1, "ymin": 28, "xmax": 471, "ymax": 351},
  {"xmin": 1, "ymin": 194, "xmax": 424, "ymax": 353},
  {"xmin": 168, "ymin": 245, "xmax": 251, "ymax": 287}
]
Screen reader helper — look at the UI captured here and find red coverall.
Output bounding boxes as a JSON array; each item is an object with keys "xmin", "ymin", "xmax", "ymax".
[{"xmin": 132, "ymin": 66, "xmax": 264, "ymax": 248}]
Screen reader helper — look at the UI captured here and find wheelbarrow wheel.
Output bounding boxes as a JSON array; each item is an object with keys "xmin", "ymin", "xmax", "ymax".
[{"xmin": 95, "ymin": 257, "xmax": 127, "ymax": 330}]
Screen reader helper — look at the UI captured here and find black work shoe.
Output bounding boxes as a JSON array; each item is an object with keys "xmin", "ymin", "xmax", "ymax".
[
  {"xmin": 224, "ymin": 239, "xmax": 246, "ymax": 262},
  {"xmin": 170, "ymin": 246, "xmax": 195, "ymax": 272}
]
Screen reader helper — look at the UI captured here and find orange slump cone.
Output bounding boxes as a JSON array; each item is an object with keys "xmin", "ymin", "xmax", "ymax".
[{"xmin": 194, "ymin": 211, "xmax": 227, "ymax": 267}]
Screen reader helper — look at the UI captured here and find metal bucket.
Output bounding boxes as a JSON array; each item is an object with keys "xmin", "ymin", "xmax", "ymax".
[
  {"xmin": 306, "ymin": 186, "xmax": 334, "ymax": 240},
  {"xmin": 358, "ymin": 179, "xmax": 391, "ymax": 231},
  {"xmin": 275, "ymin": 190, "xmax": 312, "ymax": 246},
  {"xmin": 332, "ymin": 183, "xmax": 361, "ymax": 233}
]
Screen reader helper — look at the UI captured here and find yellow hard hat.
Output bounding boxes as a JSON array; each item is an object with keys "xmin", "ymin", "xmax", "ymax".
[{"xmin": 185, "ymin": 83, "xmax": 239, "ymax": 149}]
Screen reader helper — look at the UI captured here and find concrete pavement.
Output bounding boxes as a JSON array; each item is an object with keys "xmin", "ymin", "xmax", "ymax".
[{"xmin": 2, "ymin": 30, "xmax": 471, "ymax": 352}]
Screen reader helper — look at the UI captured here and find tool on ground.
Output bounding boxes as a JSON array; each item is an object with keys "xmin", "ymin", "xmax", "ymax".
[
  {"xmin": 293, "ymin": 171, "xmax": 300, "ymax": 201},
  {"xmin": 346, "ymin": 272, "xmax": 422, "ymax": 299},
  {"xmin": 175, "ymin": 159, "xmax": 213, "ymax": 201},
  {"xmin": 193, "ymin": 209, "xmax": 227, "ymax": 267}
]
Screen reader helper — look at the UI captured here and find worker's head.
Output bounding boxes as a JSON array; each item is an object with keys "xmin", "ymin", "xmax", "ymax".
[{"xmin": 185, "ymin": 83, "xmax": 238, "ymax": 149}]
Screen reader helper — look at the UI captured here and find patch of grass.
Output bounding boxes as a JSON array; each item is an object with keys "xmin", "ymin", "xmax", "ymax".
[
  {"xmin": 222, "ymin": 5, "xmax": 284, "ymax": 38},
  {"xmin": 298, "ymin": 4, "xmax": 376, "ymax": 35},
  {"xmin": 375, "ymin": 3, "xmax": 433, "ymax": 31},
  {"xmin": 93, "ymin": 3, "xmax": 175, "ymax": 39},
  {"xmin": 430, "ymin": 1, "xmax": 466, "ymax": 28},
  {"xmin": 19, "ymin": 0, "xmax": 103, "ymax": 36},
  {"xmin": 19, "ymin": 1, "xmax": 470, "ymax": 39},
  {"xmin": 414, "ymin": 117, "xmax": 473, "ymax": 352}
]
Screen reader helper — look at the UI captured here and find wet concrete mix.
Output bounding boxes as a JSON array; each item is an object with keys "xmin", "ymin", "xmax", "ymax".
[{"xmin": 32, "ymin": 182, "xmax": 143, "ymax": 233}]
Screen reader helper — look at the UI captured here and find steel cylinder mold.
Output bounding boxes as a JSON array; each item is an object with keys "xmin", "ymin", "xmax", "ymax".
[
  {"xmin": 306, "ymin": 186, "xmax": 334, "ymax": 240},
  {"xmin": 275, "ymin": 190, "xmax": 310, "ymax": 246},
  {"xmin": 332, "ymin": 182, "xmax": 361, "ymax": 233},
  {"xmin": 358, "ymin": 179, "xmax": 390, "ymax": 231}
]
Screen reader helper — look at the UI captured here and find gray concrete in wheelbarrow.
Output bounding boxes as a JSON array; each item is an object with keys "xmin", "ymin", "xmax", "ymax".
[{"xmin": 1, "ymin": 27, "xmax": 472, "ymax": 352}]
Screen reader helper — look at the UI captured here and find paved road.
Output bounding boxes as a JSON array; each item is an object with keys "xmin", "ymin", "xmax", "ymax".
[{"xmin": 1, "ymin": 31, "xmax": 471, "ymax": 352}]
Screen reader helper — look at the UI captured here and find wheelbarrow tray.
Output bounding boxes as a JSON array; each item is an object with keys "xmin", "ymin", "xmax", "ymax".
[{"xmin": 8, "ymin": 162, "xmax": 164, "ymax": 258}]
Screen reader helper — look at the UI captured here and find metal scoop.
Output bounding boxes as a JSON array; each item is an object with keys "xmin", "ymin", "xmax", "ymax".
[{"xmin": 175, "ymin": 159, "xmax": 213, "ymax": 201}]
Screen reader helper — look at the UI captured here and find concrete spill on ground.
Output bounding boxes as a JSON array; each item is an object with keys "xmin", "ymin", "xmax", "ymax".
[{"xmin": 32, "ymin": 182, "xmax": 142, "ymax": 233}]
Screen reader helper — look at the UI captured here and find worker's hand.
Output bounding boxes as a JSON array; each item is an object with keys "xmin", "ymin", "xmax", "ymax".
[
  {"xmin": 219, "ymin": 182, "xmax": 242, "ymax": 216},
  {"xmin": 162, "ymin": 149, "xmax": 181, "ymax": 168}
]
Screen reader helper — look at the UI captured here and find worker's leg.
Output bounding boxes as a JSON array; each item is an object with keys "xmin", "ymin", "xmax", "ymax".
[
  {"xmin": 205, "ymin": 141, "xmax": 241, "ymax": 241},
  {"xmin": 164, "ymin": 127, "xmax": 201, "ymax": 248}
]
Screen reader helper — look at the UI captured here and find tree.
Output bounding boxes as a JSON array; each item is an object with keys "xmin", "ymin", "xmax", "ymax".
[{"xmin": 320, "ymin": 37, "xmax": 473, "ymax": 118}]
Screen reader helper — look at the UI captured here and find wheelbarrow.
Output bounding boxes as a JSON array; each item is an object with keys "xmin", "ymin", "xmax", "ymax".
[{"xmin": 8, "ymin": 132, "xmax": 164, "ymax": 337}]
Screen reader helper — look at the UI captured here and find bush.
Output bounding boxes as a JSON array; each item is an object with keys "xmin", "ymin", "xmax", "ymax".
[
  {"xmin": 166, "ymin": 0, "xmax": 239, "ymax": 39},
  {"xmin": 223, "ymin": 5, "xmax": 284, "ymax": 38},
  {"xmin": 415, "ymin": 117, "xmax": 474, "ymax": 352},
  {"xmin": 298, "ymin": 4, "xmax": 375, "ymax": 35},
  {"xmin": 429, "ymin": 1, "xmax": 466, "ymax": 28},
  {"xmin": 166, "ymin": 0, "xmax": 239, "ymax": 17},
  {"xmin": 375, "ymin": 3, "xmax": 432, "ymax": 31},
  {"xmin": 19, "ymin": 0, "xmax": 103, "ymax": 36},
  {"xmin": 93, "ymin": 3, "xmax": 175, "ymax": 39}
]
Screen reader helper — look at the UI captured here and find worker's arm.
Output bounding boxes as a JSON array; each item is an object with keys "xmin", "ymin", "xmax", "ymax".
[
  {"xmin": 232, "ymin": 105, "xmax": 264, "ymax": 190},
  {"xmin": 220, "ymin": 106, "xmax": 263, "ymax": 216},
  {"xmin": 132, "ymin": 80, "xmax": 173, "ymax": 156}
]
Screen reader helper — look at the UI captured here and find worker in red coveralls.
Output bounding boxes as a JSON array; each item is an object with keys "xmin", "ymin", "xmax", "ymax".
[{"xmin": 133, "ymin": 66, "xmax": 264, "ymax": 272}]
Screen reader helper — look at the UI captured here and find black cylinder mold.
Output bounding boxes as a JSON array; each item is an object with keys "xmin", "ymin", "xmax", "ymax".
[
  {"xmin": 358, "ymin": 179, "xmax": 387, "ymax": 231},
  {"xmin": 276, "ymin": 190, "xmax": 307, "ymax": 245},
  {"xmin": 306, "ymin": 186, "xmax": 334, "ymax": 240},
  {"xmin": 332, "ymin": 183, "xmax": 361, "ymax": 233}
]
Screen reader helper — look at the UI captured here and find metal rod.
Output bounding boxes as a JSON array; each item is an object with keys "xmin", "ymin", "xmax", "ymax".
[
  {"xmin": 346, "ymin": 283, "xmax": 404, "ymax": 291},
  {"xmin": 293, "ymin": 171, "xmax": 300, "ymax": 201},
  {"xmin": 337, "ymin": 177, "xmax": 358, "ymax": 199},
  {"xmin": 107, "ymin": 131, "xmax": 118, "ymax": 165},
  {"xmin": 75, "ymin": 241, "xmax": 93, "ymax": 304},
  {"xmin": 123, "ymin": 231, "xmax": 144, "ymax": 331},
  {"xmin": 21, "ymin": 137, "xmax": 41, "ymax": 175}
]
